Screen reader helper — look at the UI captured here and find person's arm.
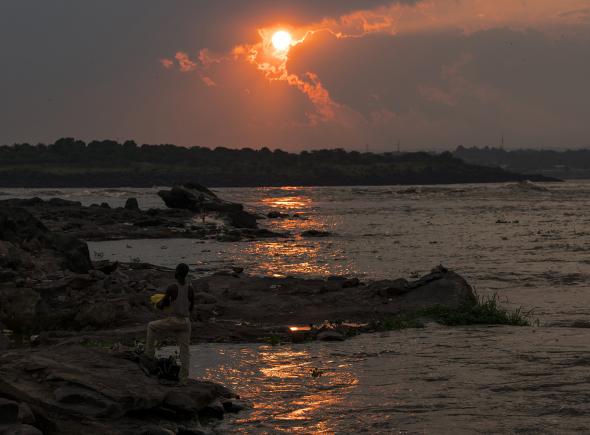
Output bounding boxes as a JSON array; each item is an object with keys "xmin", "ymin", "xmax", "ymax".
[
  {"xmin": 157, "ymin": 284, "xmax": 178, "ymax": 310},
  {"xmin": 188, "ymin": 281, "xmax": 195, "ymax": 312}
]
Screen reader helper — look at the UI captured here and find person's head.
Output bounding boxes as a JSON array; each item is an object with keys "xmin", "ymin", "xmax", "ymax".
[{"xmin": 175, "ymin": 263, "xmax": 189, "ymax": 282}]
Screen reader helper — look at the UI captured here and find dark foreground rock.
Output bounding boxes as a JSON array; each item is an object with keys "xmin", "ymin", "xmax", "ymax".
[
  {"xmin": 0, "ymin": 345, "xmax": 236, "ymax": 435},
  {"xmin": 1, "ymin": 258, "xmax": 476, "ymax": 348}
]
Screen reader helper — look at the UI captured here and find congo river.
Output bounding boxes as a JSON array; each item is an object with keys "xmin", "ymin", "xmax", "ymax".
[{"xmin": 3, "ymin": 181, "xmax": 590, "ymax": 433}]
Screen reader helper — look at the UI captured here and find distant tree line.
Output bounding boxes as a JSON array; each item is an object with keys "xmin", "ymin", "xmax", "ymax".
[
  {"xmin": 454, "ymin": 146, "xmax": 590, "ymax": 179},
  {"xmin": 0, "ymin": 138, "xmax": 557, "ymax": 187}
]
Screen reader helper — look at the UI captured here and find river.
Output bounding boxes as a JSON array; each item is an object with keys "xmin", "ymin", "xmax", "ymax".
[{"xmin": 3, "ymin": 181, "xmax": 590, "ymax": 433}]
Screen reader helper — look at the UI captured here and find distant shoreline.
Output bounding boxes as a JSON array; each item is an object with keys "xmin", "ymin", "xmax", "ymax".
[
  {"xmin": 0, "ymin": 169, "xmax": 561, "ymax": 188},
  {"xmin": 0, "ymin": 138, "xmax": 562, "ymax": 188}
]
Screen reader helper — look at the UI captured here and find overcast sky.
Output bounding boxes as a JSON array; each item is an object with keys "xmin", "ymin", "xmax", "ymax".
[{"xmin": 1, "ymin": 0, "xmax": 589, "ymax": 151}]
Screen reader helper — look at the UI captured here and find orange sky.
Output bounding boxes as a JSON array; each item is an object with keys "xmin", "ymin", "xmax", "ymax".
[{"xmin": 2, "ymin": 0, "xmax": 590, "ymax": 150}]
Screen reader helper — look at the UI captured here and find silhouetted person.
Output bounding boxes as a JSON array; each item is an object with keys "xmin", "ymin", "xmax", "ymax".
[{"xmin": 145, "ymin": 263, "xmax": 194, "ymax": 382}]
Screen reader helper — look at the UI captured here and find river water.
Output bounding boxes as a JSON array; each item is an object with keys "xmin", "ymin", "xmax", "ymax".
[{"xmin": 3, "ymin": 182, "xmax": 590, "ymax": 433}]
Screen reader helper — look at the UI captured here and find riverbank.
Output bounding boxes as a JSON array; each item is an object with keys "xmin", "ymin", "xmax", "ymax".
[{"xmin": 0, "ymin": 184, "xmax": 283, "ymax": 242}]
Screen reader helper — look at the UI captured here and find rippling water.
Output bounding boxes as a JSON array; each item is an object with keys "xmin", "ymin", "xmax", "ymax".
[
  {"xmin": 5, "ymin": 182, "xmax": 590, "ymax": 433},
  {"xmin": 175, "ymin": 325, "xmax": 590, "ymax": 434}
]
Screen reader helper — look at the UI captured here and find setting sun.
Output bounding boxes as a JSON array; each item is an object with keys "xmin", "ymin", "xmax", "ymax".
[{"xmin": 271, "ymin": 30, "xmax": 292, "ymax": 51}]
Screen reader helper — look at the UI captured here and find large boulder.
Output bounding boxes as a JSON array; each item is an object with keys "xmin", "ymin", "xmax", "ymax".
[
  {"xmin": 227, "ymin": 211, "xmax": 257, "ymax": 229},
  {"xmin": 158, "ymin": 184, "xmax": 258, "ymax": 229},
  {"xmin": 369, "ymin": 266, "xmax": 476, "ymax": 310},
  {"xmin": 0, "ymin": 346, "xmax": 235, "ymax": 435},
  {"xmin": 158, "ymin": 183, "xmax": 241, "ymax": 214}
]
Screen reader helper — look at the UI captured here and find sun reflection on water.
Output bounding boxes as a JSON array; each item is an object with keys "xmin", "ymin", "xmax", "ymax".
[
  {"xmin": 198, "ymin": 345, "xmax": 358, "ymax": 434},
  {"xmin": 262, "ymin": 195, "xmax": 313, "ymax": 210},
  {"xmin": 245, "ymin": 241, "xmax": 336, "ymax": 276}
]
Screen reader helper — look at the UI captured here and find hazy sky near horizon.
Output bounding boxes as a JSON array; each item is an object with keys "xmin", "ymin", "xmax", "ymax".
[{"xmin": 1, "ymin": 0, "xmax": 590, "ymax": 151}]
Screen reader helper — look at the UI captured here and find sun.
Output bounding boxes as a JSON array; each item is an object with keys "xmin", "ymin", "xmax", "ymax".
[{"xmin": 271, "ymin": 30, "xmax": 293, "ymax": 51}]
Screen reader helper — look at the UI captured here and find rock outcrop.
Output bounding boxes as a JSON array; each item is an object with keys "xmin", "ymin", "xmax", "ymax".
[
  {"xmin": 0, "ymin": 196, "xmax": 278, "ymax": 241},
  {"xmin": 0, "ymin": 345, "xmax": 237, "ymax": 435},
  {"xmin": 366, "ymin": 266, "xmax": 477, "ymax": 310},
  {"xmin": 158, "ymin": 184, "xmax": 259, "ymax": 229},
  {"xmin": 0, "ymin": 207, "xmax": 91, "ymax": 275}
]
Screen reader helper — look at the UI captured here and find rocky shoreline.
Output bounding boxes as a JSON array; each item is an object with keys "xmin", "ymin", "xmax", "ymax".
[
  {"xmin": 0, "ymin": 345, "xmax": 242, "ymax": 435},
  {"xmin": 1, "ymin": 189, "xmax": 481, "ymax": 434},
  {"xmin": 0, "ymin": 184, "xmax": 283, "ymax": 242}
]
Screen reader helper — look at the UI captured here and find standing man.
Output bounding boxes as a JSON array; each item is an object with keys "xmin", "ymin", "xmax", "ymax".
[{"xmin": 146, "ymin": 263, "xmax": 194, "ymax": 382}]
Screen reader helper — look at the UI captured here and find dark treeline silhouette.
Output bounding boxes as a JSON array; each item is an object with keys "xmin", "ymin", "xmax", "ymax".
[
  {"xmin": 454, "ymin": 146, "xmax": 590, "ymax": 179},
  {"xmin": 0, "ymin": 138, "xmax": 557, "ymax": 187}
]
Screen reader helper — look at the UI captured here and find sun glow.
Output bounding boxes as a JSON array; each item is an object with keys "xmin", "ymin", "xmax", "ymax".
[{"xmin": 271, "ymin": 30, "xmax": 293, "ymax": 51}]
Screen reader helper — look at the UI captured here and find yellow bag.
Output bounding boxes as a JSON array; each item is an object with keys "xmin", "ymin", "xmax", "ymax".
[
  {"xmin": 150, "ymin": 293, "xmax": 165, "ymax": 304},
  {"xmin": 150, "ymin": 293, "xmax": 168, "ymax": 310}
]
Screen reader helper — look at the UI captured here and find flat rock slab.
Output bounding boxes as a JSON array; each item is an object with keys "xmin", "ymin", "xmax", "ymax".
[{"xmin": 0, "ymin": 345, "xmax": 235, "ymax": 435}]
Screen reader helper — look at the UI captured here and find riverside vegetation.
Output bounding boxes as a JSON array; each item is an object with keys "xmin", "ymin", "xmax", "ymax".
[{"xmin": 0, "ymin": 138, "xmax": 559, "ymax": 187}]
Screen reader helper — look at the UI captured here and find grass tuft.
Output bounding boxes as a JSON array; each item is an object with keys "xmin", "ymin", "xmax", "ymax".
[{"xmin": 382, "ymin": 293, "xmax": 530, "ymax": 331}]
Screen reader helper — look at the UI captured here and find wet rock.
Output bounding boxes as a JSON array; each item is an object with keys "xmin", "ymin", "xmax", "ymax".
[
  {"xmin": 301, "ymin": 230, "xmax": 331, "ymax": 238},
  {"xmin": 124, "ymin": 197, "xmax": 140, "ymax": 211},
  {"xmin": 222, "ymin": 399, "xmax": 246, "ymax": 413},
  {"xmin": 158, "ymin": 183, "xmax": 241, "ymax": 214},
  {"xmin": 267, "ymin": 211, "xmax": 289, "ymax": 219},
  {"xmin": 316, "ymin": 330, "xmax": 345, "ymax": 342},
  {"xmin": 100, "ymin": 202, "xmax": 111, "ymax": 209},
  {"xmin": 227, "ymin": 210, "xmax": 258, "ymax": 229}
]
